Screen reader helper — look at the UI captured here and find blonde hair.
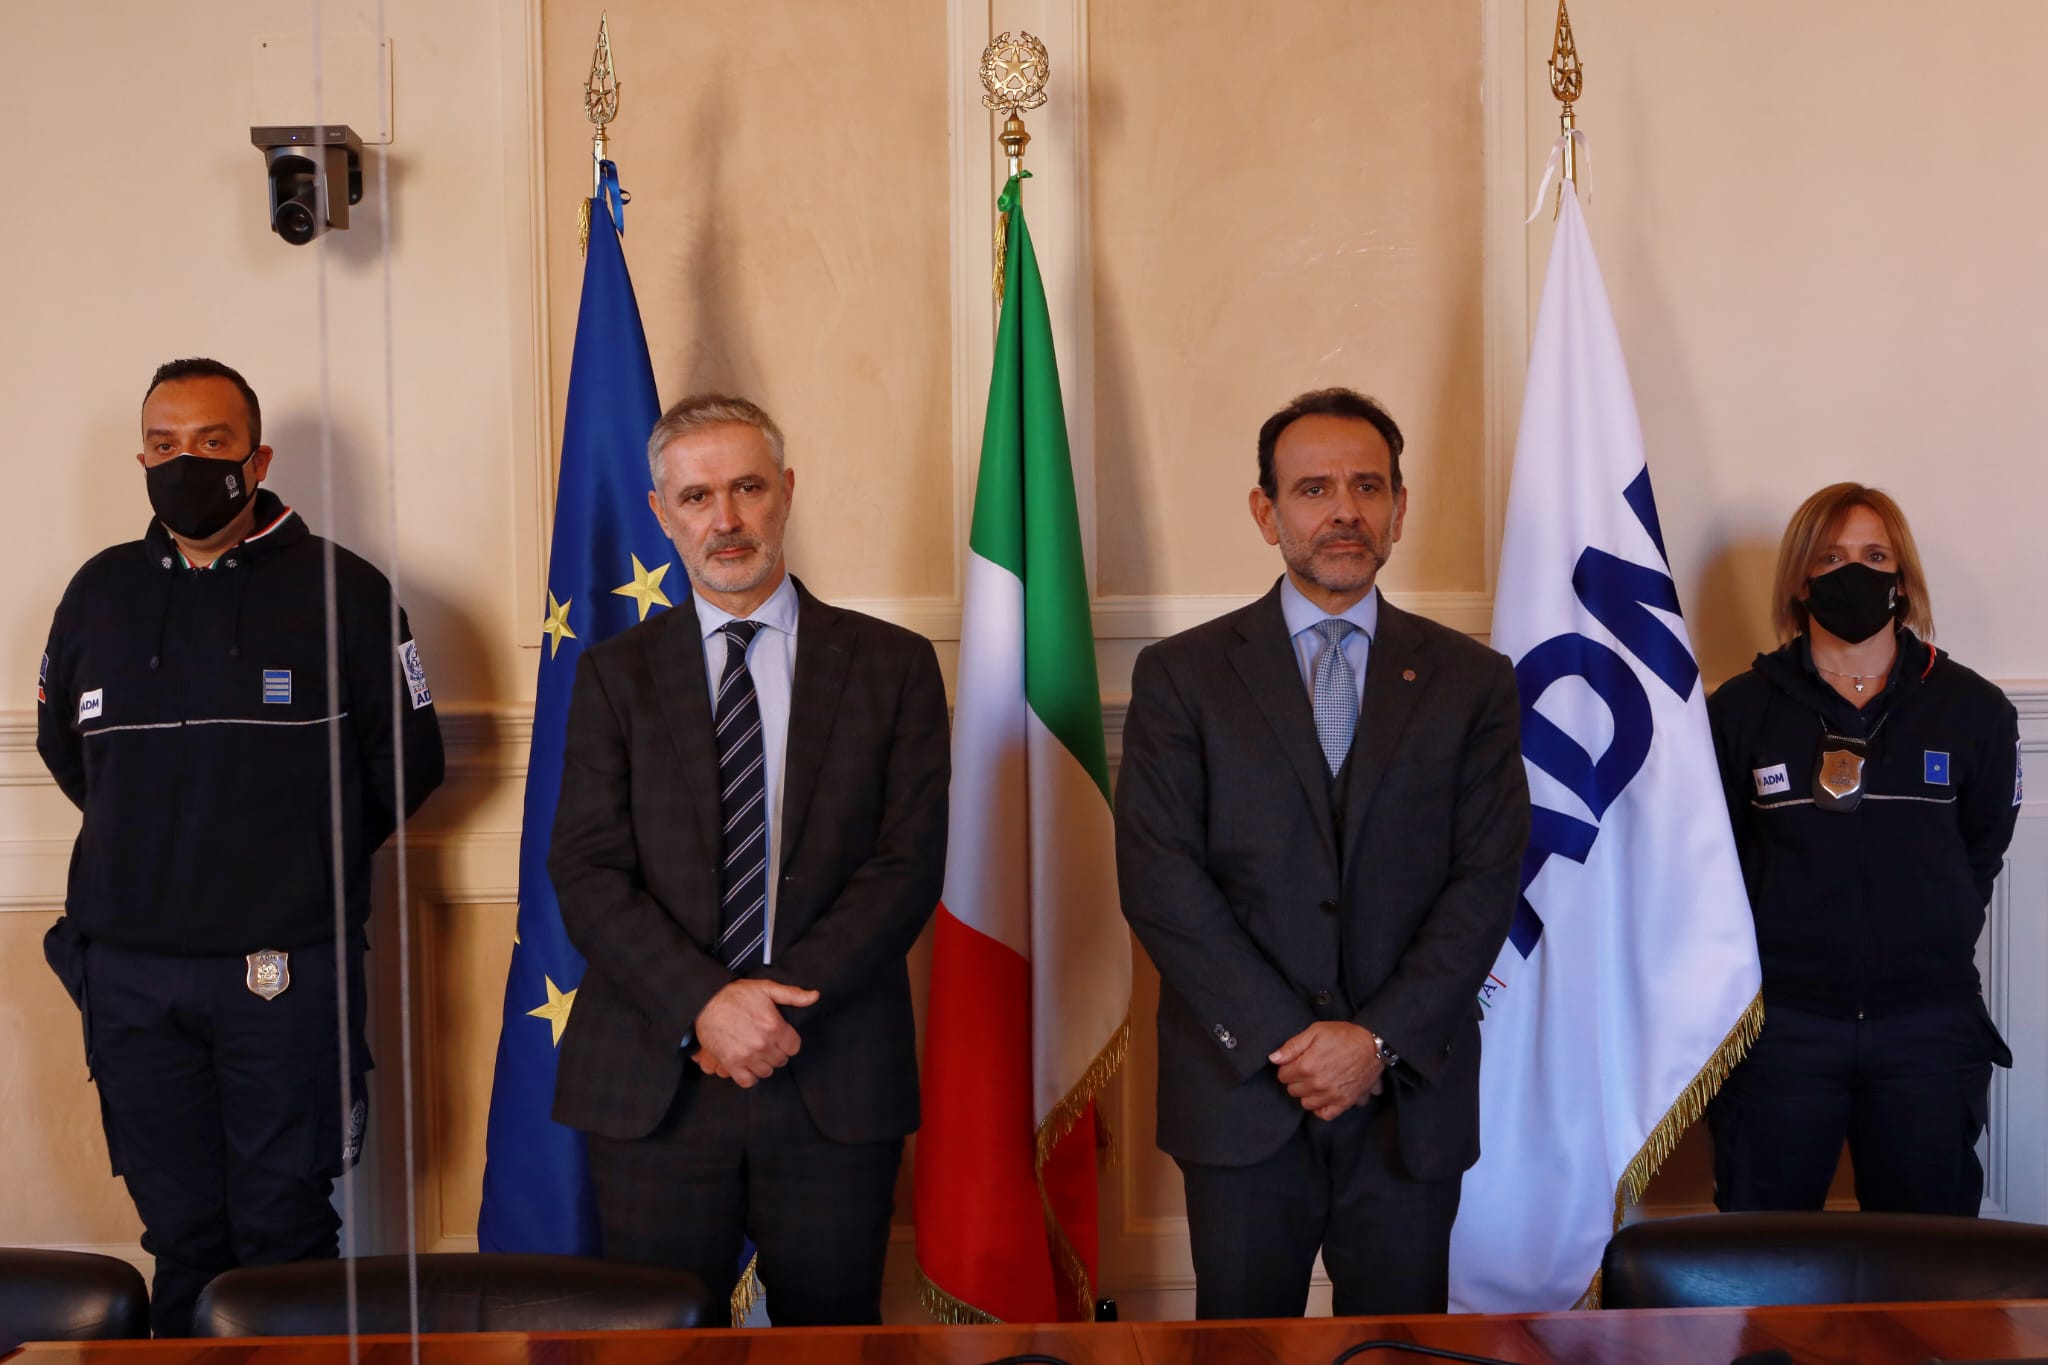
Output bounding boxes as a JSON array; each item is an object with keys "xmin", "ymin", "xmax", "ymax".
[{"xmin": 1770, "ymin": 482, "xmax": 1933, "ymax": 643}]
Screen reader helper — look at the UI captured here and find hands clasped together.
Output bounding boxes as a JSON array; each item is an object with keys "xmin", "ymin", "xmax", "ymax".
[
  {"xmin": 690, "ymin": 978, "xmax": 819, "ymax": 1086},
  {"xmin": 1270, "ymin": 1021, "xmax": 1385, "ymax": 1122}
]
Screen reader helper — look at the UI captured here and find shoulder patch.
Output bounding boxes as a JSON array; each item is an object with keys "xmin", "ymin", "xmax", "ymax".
[
  {"xmin": 399, "ymin": 639, "xmax": 433, "ymax": 711},
  {"xmin": 37, "ymin": 652, "xmax": 47, "ymax": 705},
  {"xmin": 2019, "ymin": 740, "xmax": 2026, "ymax": 809},
  {"xmin": 78, "ymin": 688, "xmax": 102, "ymax": 724}
]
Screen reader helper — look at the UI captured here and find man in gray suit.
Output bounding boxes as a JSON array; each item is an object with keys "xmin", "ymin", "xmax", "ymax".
[{"xmin": 1116, "ymin": 387, "xmax": 1530, "ymax": 1318}]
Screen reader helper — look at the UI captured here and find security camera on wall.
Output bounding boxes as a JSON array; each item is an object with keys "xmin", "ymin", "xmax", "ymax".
[{"xmin": 250, "ymin": 125, "xmax": 364, "ymax": 246}]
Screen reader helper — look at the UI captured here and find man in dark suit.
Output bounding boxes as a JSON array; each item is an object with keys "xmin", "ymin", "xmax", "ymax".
[
  {"xmin": 1116, "ymin": 387, "xmax": 1530, "ymax": 1319},
  {"xmin": 548, "ymin": 394, "xmax": 949, "ymax": 1325}
]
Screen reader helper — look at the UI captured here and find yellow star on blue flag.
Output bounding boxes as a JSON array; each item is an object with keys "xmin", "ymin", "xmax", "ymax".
[
  {"xmin": 610, "ymin": 554, "xmax": 673, "ymax": 622},
  {"xmin": 540, "ymin": 592, "xmax": 577, "ymax": 657},
  {"xmin": 526, "ymin": 975, "xmax": 577, "ymax": 1047}
]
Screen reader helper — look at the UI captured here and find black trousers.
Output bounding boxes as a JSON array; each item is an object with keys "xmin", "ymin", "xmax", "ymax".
[
  {"xmin": 1708, "ymin": 995, "xmax": 2006, "ymax": 1215},
  {"xmin": 586, "ymin": 1067, "xmax": 903, "ymax": 1327},
  {"xmin": 1176, "ymin": 1096, "xmax": 1462, "ymax": 1319},
  {"xmin": 46, "ymin": 925, "xmax": 369, "ymax": 1336}
]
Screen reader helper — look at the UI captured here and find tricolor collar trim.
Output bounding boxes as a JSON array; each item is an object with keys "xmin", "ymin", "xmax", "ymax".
[{"xmin": 243, "ymin": 505, "xmax": 296, "ymax": 543}]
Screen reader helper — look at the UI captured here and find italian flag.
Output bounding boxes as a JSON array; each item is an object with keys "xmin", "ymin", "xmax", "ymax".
[{"xmin": 914, "ymin": 173, "xmax": 1131, "ymax": 1323}]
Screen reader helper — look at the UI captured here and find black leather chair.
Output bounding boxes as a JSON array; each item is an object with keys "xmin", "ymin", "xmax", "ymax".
[
  {"xmin": 193, "ymin": 1253, "xmax": 713, "ymax": 1335},
  {"xmin": 0, "ymin": 1247, "xmax": 151, "ymax": 1348},
  {"xmin": 1601, "ymin": 1211, "xmax": 2048, "ymax": 1309}
]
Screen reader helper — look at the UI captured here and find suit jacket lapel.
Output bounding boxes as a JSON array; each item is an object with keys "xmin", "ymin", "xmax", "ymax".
[
  {"xmin": 1229, "ymin": 582, "xmax": 1337, "ymax": 863},
  {"xmin": 777, "ymin": 576, "xmax": 852, "ymax": 872},
  {"xmin": 646, "ymin": 595, "xmax": 724, "ymax": 873},
  {"xmin": 1340, "ymin": 597, "xmax": 1431, "ymax": 861}
]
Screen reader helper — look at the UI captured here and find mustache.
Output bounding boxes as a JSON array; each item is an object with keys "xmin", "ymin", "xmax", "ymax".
[
  {"xmin": 1314, "ymin": 530, "xmax": 1376, "ymax": 551},
  {"xmin": 704, "ymin": 533, "xmax": 761, "ymax": 555}
]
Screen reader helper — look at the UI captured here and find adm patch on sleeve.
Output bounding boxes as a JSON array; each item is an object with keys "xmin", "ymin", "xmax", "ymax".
[{"xmin": 399, "ymin": 639, "xmax": 433, "ymax": 711}]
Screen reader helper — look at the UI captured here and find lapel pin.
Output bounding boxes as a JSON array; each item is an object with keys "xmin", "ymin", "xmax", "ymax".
[{"xmin": 1402, "ymin": 668, "xmax": 1417, "ymax": 682}]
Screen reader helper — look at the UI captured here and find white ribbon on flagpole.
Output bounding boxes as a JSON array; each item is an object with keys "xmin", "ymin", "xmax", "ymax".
[{"xmin": 1525, "ymin": 129, "xmax": 1592, "ymax": 223}]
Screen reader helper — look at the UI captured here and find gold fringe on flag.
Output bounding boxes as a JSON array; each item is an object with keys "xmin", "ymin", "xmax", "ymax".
[
  {"xmin": 917, "ymin": 1266, "xmax": 1001, "ymax": 1324},
  {"xmin": 991, "ymin": 209, "xmax": 1010, "ymax": 309},
  {"xmin": 729, "ymin": 1250, "xmax": 761, "ymax": 1327},
  {"xmin": 1574, "ymin": 990, "xmax": 1765, "ymax": 1309},
  {"xmin": 1032, "ymin": 1015, "xmax": 1133, "ymax": 1322}
]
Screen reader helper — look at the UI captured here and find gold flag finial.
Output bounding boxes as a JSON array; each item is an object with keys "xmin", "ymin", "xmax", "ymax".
[
  {"xmin": 1548, "ymin": 0, "xmax": 1584, "ymax": 206},
  {"xmin": 980, "ymin": 31, "xmax": 1050, "ymax": 306},
  {"xmin": 579, "ymin": 12, "xmax": 622, "ymax": 252}
]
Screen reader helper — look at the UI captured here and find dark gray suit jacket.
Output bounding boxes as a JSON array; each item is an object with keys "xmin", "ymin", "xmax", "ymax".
[
  {"xmin": 548, "ymin": 576, "xmax": 949, "ymax": 1145},
  {"xmin": 1116, "ymin": 582, "xmax": 1529, "ymax": 1177}
]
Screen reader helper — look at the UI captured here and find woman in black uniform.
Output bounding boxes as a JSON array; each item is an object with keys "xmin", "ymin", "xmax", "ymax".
[{"xmin": 1706, "ymin": 482, "xmax": 2021, "ymax": 1213}]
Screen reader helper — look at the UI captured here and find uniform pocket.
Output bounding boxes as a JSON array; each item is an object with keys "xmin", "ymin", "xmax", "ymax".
[{"xmin": 1974, "ymin": 995, "xmax": 2015, "ymax": 1068}]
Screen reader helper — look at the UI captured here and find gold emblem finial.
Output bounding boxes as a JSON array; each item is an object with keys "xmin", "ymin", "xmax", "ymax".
[
  {"xmin": 981, "ymin": 31, "xmax": 1050, "ymax": 117},
  {"xmin": 1547, "ymin": 0, "xmax": 1585, "ymax": 210},
  {"xmin": 1548, "ymin": 0, "xmax": 1583, "ymax": 110},
  {"xmin": 979, "ymin": 32, "xmax": 1052, "ymax": 305},
  {"xmin": 579, "ymin": 12, "xmax": 622, "ymax": 253},
  {"xmin": 586, "ymin": 12, "xmax": 621, "ymax": 137}
]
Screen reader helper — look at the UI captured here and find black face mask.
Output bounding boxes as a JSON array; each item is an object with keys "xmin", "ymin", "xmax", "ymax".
[
  {"xmin": 146, "ymin": 450, "xmax": 256, "ymax": 540},
  {"xmin": 1804, "ymin": 562, "xmax": 1900, "ymax": 644}
]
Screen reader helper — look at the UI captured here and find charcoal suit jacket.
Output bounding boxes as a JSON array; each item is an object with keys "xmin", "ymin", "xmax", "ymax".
[
  {"xmin": 549, "ymin": 575, "xmax": 949, "ymax": 1145},
  {"xmin": 1116, "ymin": 581, "xmax": 1530, "ymax": 1178}
]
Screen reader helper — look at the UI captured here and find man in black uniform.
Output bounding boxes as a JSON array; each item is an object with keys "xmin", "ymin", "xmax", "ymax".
[{"xmin": 37, "ymin": 358, "xmax": 445, "ymax": 1335}]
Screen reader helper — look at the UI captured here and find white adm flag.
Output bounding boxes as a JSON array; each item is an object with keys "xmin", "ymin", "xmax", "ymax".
[{"xmin": 1447, "ymin": 182, "xmax": 1762, "ymax": 1312}]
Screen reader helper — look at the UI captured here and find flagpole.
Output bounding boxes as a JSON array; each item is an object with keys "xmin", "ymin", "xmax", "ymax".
[
  {"xmin": 980, "ymin": 31, "xmax": 1050, "ymax": 308},
  {"xmin": 579, "ymin": 12, "xmax": 620, "ymax": 254},
  {"xmin": 1549, "ymin": 0, "xmax": 1584, "ymax": 214}
]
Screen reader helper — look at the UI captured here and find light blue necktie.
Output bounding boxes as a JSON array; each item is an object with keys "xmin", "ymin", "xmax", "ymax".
[{"xmin": 1311, "ymin": 618, "xmax": 1358, "ymax": 777}]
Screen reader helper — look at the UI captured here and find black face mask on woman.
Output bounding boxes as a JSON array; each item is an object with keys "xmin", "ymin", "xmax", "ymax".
[
  {"xmin": 146, "ymin": 450, "xmax": 256, "ymax": 540},
  {"xmin": 1804, "ymin": 562, "xmax": 1900, "ymax": 644}
]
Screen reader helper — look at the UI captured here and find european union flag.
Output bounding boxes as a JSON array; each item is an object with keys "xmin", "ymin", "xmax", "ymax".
[{"xmin": 478, "ymin": 164, "xmax": 665, "ymax": 1254}]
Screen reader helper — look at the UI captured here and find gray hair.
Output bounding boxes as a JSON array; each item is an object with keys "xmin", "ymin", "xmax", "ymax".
[{"xmin": 646, "ymin": 394, "xmax": 786, "ymax": 487}]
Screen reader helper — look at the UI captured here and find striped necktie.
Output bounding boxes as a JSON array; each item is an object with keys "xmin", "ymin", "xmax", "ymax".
[
  {"xmin": 1311, "ymin": 618, "xmax": 1358, "ymax": 777},
  {"xmin": 713, "ymin": 619, "xmax": 768, "ymax": 969}
]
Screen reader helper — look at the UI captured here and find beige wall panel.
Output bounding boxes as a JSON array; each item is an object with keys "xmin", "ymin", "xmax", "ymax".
[
  {"xmin": 542, "ymin": 1, "xmax": 955, "ymax": 602},
  {"xmin": 1530, "ymin": 1, "xmax": 2048, "ymax": 685},
  {"xmin": 0, "ymin": 911, "xmax": 143, "ymax": 1247},
  {"xmin": 1091, "ymin": 0, "xmax": 1487, "ymax": 600},
  {"xmin": 0, "ymin": 0, "xmax": 533, "ymax": 712},
  {"xmin": 418, "ymin": 899, "xmax": 518, "ymax": 1243}
]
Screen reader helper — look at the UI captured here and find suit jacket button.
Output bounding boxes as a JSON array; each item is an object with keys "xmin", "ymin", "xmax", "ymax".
[
  {"xmin": 1212, "ymin": 1024, "xmax": 1237, "ymax": 1050},
  {"xmin": 1318, "ymin": 899, "xmax": 1339, "ymax": 914},
  {"xmin": 1311, "ymin": 990, "xmax": 1332, "ymax": 1007}
]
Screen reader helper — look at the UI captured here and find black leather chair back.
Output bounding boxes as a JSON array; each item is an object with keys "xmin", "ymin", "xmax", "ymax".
[
  {"xmin": 1602, "ymin": 1212, "xmax": 2048, "ymax": 1309},
  {"xmin": 193, "ymin": 1253, "xmax": 712, "ymax": 1335},
  {"xmin": 0, "ymin": 1247, "xmax": 150, "ymax": 1348}
]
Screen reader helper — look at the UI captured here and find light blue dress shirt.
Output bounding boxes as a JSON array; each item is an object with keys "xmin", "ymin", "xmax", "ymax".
[
  {"xmin": 1279, "ymin": 577, "xmax": 1377, "ymax": 711},
  {"xmin": 692, "ymin": 572, "xmax": 799, "ymax": 967}
]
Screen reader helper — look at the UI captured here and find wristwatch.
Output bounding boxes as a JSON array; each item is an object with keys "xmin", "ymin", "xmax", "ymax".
[{"xmin": 1372, "ymin": 1032, "xmax": 1400, "ymax": 1068}]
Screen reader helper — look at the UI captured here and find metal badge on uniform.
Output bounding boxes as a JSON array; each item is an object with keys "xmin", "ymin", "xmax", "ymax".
[
  {"xmin": 1813, "ymin": 733, "xmax": 1868, "ymax": 813},
  {"xmin": 246, "ymin": 949, "xmax": 291, "ymax": 1000}
]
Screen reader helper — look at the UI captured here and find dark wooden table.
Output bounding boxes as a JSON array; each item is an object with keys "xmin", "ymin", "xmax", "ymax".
[{"xmin": 13, "ymin": 1301, "xmax": 2048, "ymax": 1365}]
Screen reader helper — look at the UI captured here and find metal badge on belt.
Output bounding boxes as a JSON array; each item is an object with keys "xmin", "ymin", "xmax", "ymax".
[
  {"xmin": 246, "ymin": 949, "xmax": 291, "ymax": 999},
  {"xmin": 1814, "ymin": 733, "xmax": 1868, "ymax": 813}
]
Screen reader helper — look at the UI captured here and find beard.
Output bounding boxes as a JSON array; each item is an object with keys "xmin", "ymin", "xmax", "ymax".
[
  {"xmin": 687, "ymin": 530, "xmax": 779, "ymax": 596},
  {"xmin": 1277, "ymin": 523, "xmax": 1390, "ymax": 596}
]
